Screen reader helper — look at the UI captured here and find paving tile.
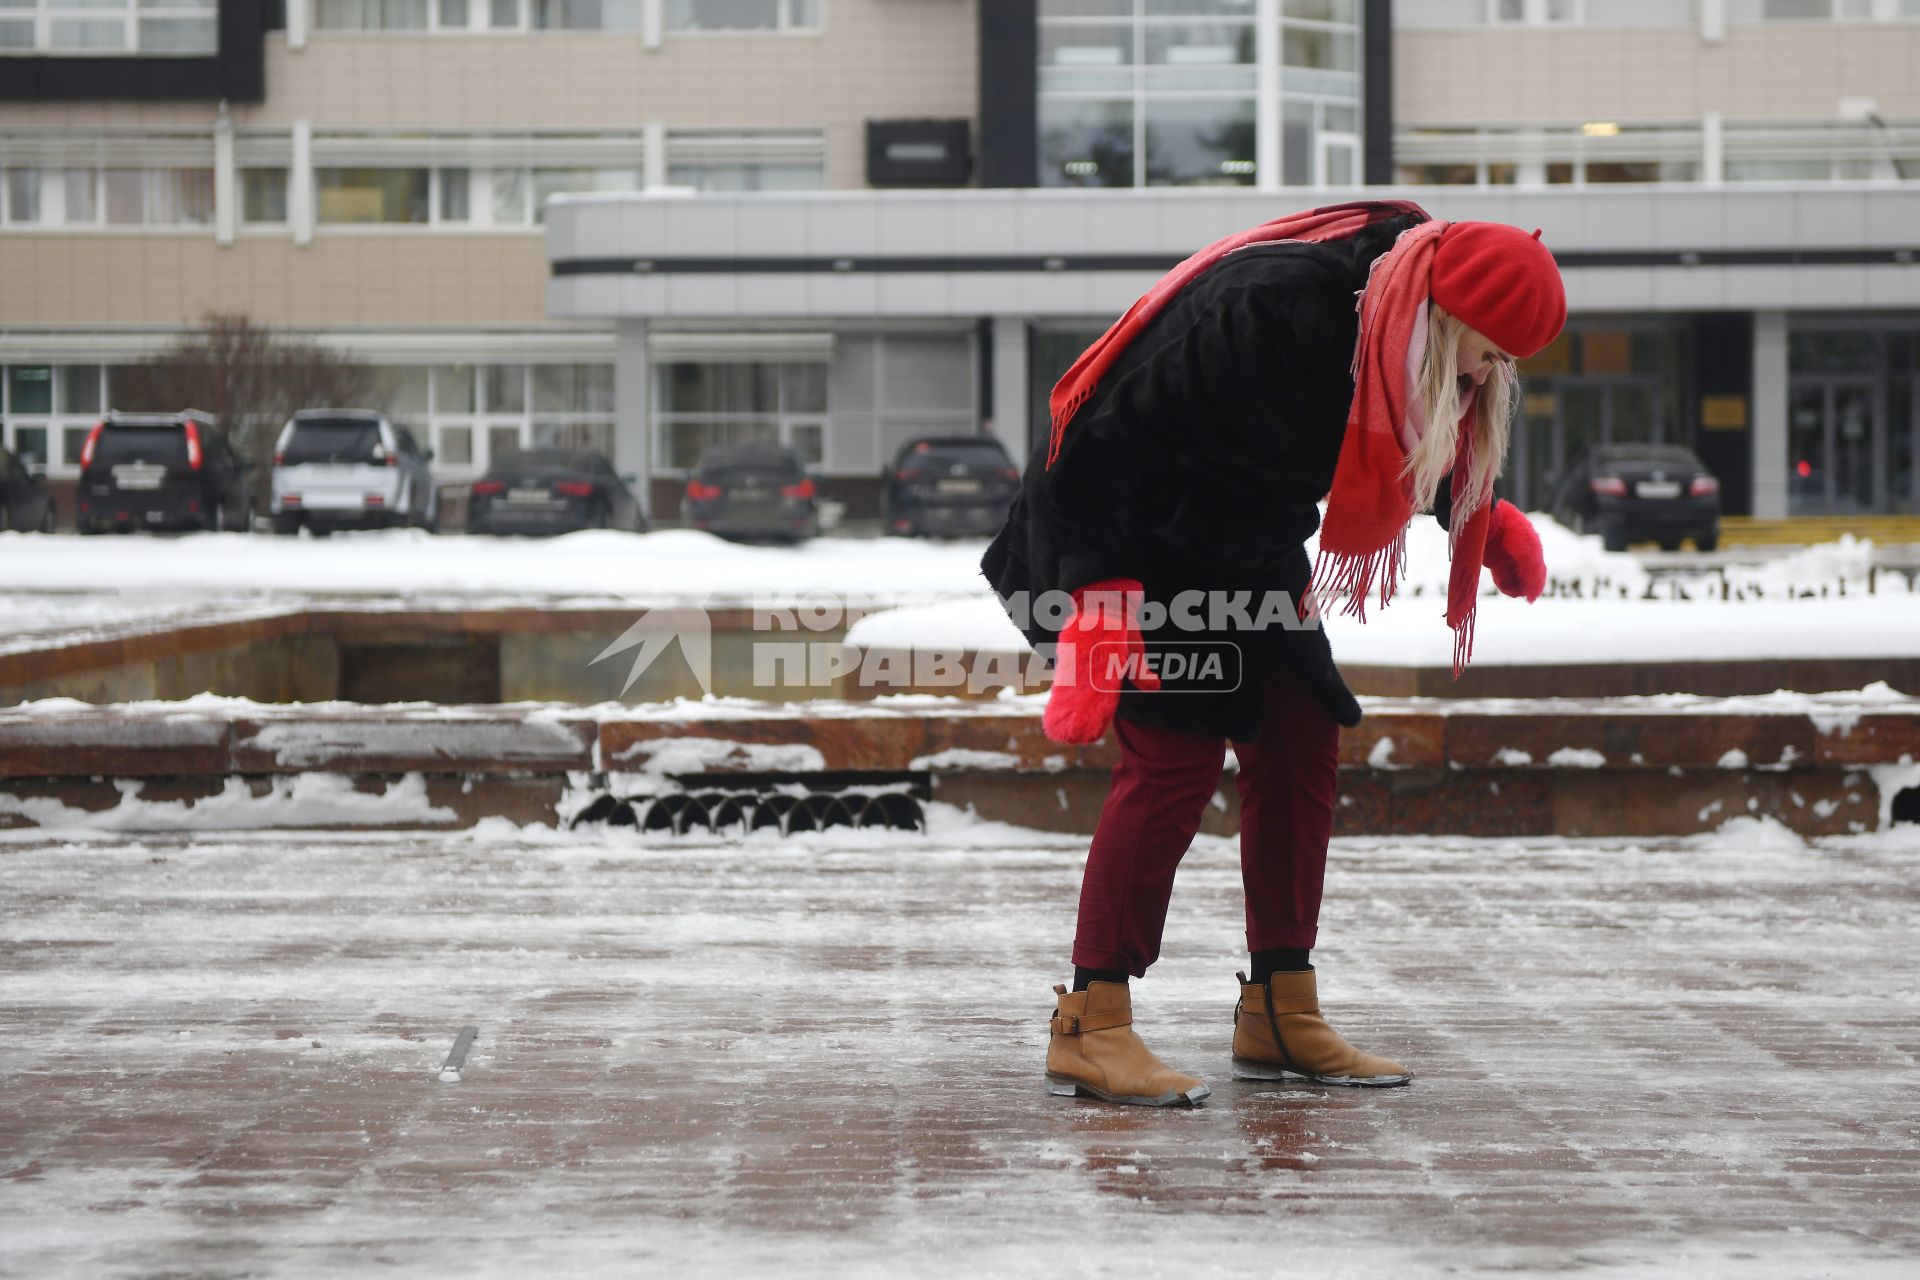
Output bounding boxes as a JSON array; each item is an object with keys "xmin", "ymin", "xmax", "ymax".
[{"xmin": 1, "ymin": 826, "xmax": 1916, "ymax": 1276}]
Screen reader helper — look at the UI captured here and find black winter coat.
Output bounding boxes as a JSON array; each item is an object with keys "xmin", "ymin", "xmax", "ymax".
[{"xmin": 981, "ymin": 213, "xmax": 1438, "ymax": 742}]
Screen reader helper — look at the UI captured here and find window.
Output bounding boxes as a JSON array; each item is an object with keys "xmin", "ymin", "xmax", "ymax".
[
  {"xmin": 8, "ymin": 366, "xmax": 53, "ymax": 415},
  {"xmin": 316, "ymin": 168, "xmax": 430, "ymax": 224},
  {"xmin": 530, "ymin": 168, "xmax": 641, "ymax": 223},
  {"xmin": 4, "ymin": 169, "xmax": 41, "ymax": 225},
  {"xmin": 314, "ymin": 0, "xmax": 430, "ymax": 28},
  {"xmin": 2, "ymin": 0, "xmax": 216, "ymax": 54},
  {"xmin": 60, "ymin": 365, "xmax": 101, "ymax": 414},
  {"xmin": 485, "ymin": 364, "xmax": 526, "ymax": 414},
  {"xmin": 437, "ymin": 168, "xmax": 471, "ymax": 223},
  {"xmin": 1039, "ymin": 0, "xmax": 1354, "ymax": 188},
  {"xmin": 533, "ymin": 0, "xmax": 644, "ymax": 28},
  {"xmin": 434, "ymin": 365, "xmax": 476, "ymax": 414},
  {"xmin": 64, "ymin": 169, "xmax": 97, "ymax": 222},
  {"xmin": 532, "ymin": 363, "xmax": 615, "ymax": 414},
  {"xmin": 657, "ymin": 360, "xmax": 828, "ymax": 471},
  {"xmin": 667, "ymin": 0, "xmax": 820, "ymax": 32},
  {"xmin": 243, "ymin": 169, "xmax": 289, "ymax": 224}
]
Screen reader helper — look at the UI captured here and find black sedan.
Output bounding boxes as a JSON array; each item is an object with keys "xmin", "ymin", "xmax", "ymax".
[
  {"xmin": 469, "ymin": 449, "xmax": 647, "ymax": 535},
  {"xmin": 682, "ymin": 443, "xmax": 819, "ymax": 543},
  {"xmin": 881, "ymin": 436, "xmax": 1020, "ymax": 539},
  {"xmin": 1549, "ymin": 443, "xmax": 1721, "ymax": 552},
  {"xmin": 0, "ymin": 444, "xmax": 56, "ymax": 533}
]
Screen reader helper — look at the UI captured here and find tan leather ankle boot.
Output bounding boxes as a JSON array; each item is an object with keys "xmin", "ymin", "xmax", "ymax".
[
  {"xmin": 1045, "ymin": 981, "xmax": 1211, "ymax": 1107},
  {"xmin": 1231, "ymin": 970, "xmax": 1411, "ymax": 1087}
]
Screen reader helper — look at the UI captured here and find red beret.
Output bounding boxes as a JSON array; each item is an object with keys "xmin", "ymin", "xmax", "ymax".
[{"xmin": 1430, "ymin": 222, "xmax": 1567, "ymax": 359}]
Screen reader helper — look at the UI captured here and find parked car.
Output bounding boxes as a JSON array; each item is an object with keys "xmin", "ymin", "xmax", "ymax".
[
  {"xmin": 469, "ymin": 448, "xmax": 647, "ymax": 535},
  {"xmin": 0, "ymin": 443, "xmax": 56, "ymax": 533},
  {"xmin": 880, "ymin": 435, "xmax": 1021, "ymax": 539},
  {"xmin": 1549, "ymin": 443, "xmax": 1721, "ymax": 552},
  {"xmin": 681, "ymin": 443, "xmax": 819, "ymax": 543},
  {"xmin": 270, "ymin": 409, "xmax": 437, "ymax": 534},
  {"xmin": 75, "ymin": 410, "xmax": 253, "ymax": 534}
]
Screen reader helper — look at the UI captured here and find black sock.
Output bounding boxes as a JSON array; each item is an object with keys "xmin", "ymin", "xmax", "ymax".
[
  {"xmin": 1249, "ymin": 949, "xmax": 1312, "ymax": 983},
  {"xmin": 1072, "ymin": 966, "xmax": 1129, "ymax": 992}
]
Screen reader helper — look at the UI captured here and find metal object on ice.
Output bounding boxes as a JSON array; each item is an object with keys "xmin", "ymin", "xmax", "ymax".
[{"xmin": 437, "ymin": 1025, "xmax": 478, "ymax": 1084}]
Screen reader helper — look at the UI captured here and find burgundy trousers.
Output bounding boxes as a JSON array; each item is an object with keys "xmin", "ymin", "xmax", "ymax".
[{"xmin": 1071, "ymin": 663, "xmax": 1340, "ymax": 978}]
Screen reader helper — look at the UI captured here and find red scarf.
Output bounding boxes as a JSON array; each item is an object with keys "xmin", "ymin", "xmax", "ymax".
[{"xmin": 1045, "ymin": 199, "xmax": 1494, "ymax": 675}]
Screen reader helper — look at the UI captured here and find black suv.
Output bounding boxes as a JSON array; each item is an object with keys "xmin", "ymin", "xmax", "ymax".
[
  {"xmin": 880, "ymin": 435, "xmax": 1020, "ymax": 538},
  {"xmin": 76, "ymin": 411, "xmax": 255, "ymax": 534},
  {"xmin": 0, "ymin": 443, "xmax": 56, "ymax": 533}
]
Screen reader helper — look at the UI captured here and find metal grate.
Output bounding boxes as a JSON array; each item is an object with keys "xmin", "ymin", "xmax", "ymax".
[{"xmin": 570, "ymin": 771, "xmax": 928, "ymax": 835}]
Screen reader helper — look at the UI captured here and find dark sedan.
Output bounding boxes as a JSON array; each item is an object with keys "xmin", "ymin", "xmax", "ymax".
[
  {"xmin": 1550, "ymin": 443, "xmax": 1721, "ymax": 552},
  {"xmin": 468, "ymin": 448, "xmax": 646, "ymax": 535},
  {"xmin": 0, "ymin": 444, "xmax": 56, "ymax": 533},
  {"xmin": 881, "ymin": 436, "xmax": 1020, "ymax": 539},
  {"xmin": 682, "ymin": 443, "xmax": 819, "ymax": 543}
]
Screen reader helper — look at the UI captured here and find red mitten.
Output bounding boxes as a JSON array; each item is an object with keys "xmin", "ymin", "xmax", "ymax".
[
  {"xmin": 1043, "ymin": 578, "xmax": 1160, "ymax": 745},
  {"xmin": 1484, "ymin": 500, "xmax": 1546, "ymax": 601}
]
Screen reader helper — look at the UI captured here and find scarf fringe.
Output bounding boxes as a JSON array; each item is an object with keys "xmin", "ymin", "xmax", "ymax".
[
  {"xmin": 1452, "ymin": 605, "xmax": 1477, "ymax": 678},
  {"xmin": 1310, "ymin": 525, "xmax": 1407, "ymax": 624}
]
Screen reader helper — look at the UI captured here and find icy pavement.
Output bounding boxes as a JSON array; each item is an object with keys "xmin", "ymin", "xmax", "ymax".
[{"xmin": 2, "ymin": 814, "xmax": 1917, "ymax": 1279}]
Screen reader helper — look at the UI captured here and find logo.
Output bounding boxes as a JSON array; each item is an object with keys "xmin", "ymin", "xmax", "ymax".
[{"xmin": 591, "ymin": 594, "xmax": 715, "ymax": 695}]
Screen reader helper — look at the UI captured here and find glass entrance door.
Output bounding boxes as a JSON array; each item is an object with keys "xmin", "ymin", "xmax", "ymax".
[{"xmin": 1789, "ymin": 379, "xmax": 1881, "ymax": 514}]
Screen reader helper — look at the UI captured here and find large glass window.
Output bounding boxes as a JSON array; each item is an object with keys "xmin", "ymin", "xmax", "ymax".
[
  {"xmin": 2, "ymin": 0, "xmax": 215, "ymax": 54},
  {"xmin": 316, "ymin": 168, "xmax": 431, "ymax": 224},
  {"xmin": 242, "ymin": 169, "xmax": 289, "ymax": 224},
  {"xmin": 314, "ymin": 0, "xmax": 429, "ymax": 28},
  {"xmin": 1040, "ymin": 98, "xmax": 1136, "ymax": 187},
  {"xmin": 666, "ymin": 0, "xmax": 820, "ymax": 31},
  {"xmin": 1039, "ymin": 0, "xmax": 1356, "ymax": 188},
  {"xmin": 657, "ymin": 360, "xmax": 829, "ymax": 471}
]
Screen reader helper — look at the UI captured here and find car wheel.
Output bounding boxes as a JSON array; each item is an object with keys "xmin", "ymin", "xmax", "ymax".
[
  {"xmin": 271, "ymin": 513, "xmax": 301, "ymax": 536},
  {"xmin": 1694, "ymin": 534, "xmax": 1719, "ymax": 553},
  {"xmin": 1657, "ymin": 538, "xmax": 1681, "ymax": 553},
  {"xmin": 38, "ymin": 502, "xmax": 56, "ymax": 534},
  {"xmin": 0, "ymin": 500, "xmax": 10, "ymax": 532},
  {"xmin": 1601, "ymin": 526, "xmax": 1629, "ymax": 554}
]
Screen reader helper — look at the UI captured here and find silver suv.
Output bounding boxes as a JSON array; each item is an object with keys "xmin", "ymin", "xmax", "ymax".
[{"xmin": 270, "ymin": 409, "xmax": 437, "ymax": 534}]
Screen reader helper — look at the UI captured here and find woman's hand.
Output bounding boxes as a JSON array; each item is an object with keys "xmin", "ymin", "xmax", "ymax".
[
  {"xmin": 1043, "ymin": 578, "xmax": 1161, "ymax": 745},
  {"xmin": 1484, "ymin": 500, "xmax": 1546, "ymax": 601}
]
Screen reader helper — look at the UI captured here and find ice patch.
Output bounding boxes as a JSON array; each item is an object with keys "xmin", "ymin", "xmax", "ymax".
[
  {"xmin": 1493, "ymin": 748, "xmax": 1533, "ymax": 766},
  {"xmin": 610, "ymin": 738, "xmax": 828, "ymax": 774},
  {"xmin": 1717, "ymin": 748, "xmax": 1750, "ymax": 769},
  {"xmin": 1367, "ymin": 737, "xmax": 1396, "ymax": 768}
]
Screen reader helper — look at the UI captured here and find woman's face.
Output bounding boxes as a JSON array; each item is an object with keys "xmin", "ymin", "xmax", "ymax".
[{"xmin": 1454, "ymin": 326, "xmax": 1514, "ymax": 391}]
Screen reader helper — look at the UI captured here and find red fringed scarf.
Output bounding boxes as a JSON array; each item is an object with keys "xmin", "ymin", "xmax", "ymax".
[{"xmin": 1045, "ymin": 199, "xmax": 1496, "ymax": 675}]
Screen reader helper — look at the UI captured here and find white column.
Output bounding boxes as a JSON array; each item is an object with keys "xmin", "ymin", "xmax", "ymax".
[
  {"xmin": 644, "ymin": 120, "xmax": 668, "ymax": 190},
  {"xmin": 1256, "ymin": 0, "xmax": 1281, "ymax": 191},
  {"xmin": 290, "ymin": 120, "xmax": 314, "ymax": 247},
  {"xmin": 1700, "ymin": 0, "xmax": 1725, "ymax": 42},
  {"xmin": 641, "ymin": 0, "xmax": 662, "ymax": 49},
  {"xmin": 288, "ymin": 0, "xmax": 309, "ymax": 50},
  {"xmin": 990, "ymin": 315, "xmax": 1030, "ymax": 462},
  {"xmin": 615, "ymin": 318, "xmax": 653, "ymax": 519},
  {"xmin": 214, "ymin": 113, "xmax": 236, "ymax": 246},
  {"xmin": 1701, "ymin": 109, "xmax": 1723, "ymax": 186},
  {"xmin": 1751, "ymin": 310, "xmax": 1789, "ymax": 520}
]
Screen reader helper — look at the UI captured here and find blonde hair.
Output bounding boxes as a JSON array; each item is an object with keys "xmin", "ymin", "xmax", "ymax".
[{"xmin": 1404, "ymin": 303, "xmax": 1515, "ymax": 518}]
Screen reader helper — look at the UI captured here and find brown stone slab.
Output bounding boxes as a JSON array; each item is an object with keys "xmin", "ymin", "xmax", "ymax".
[
  {"xmin": 231, "ymin": 716, "xmax": 595, "ymax": 774},
  {"xmin": 1810, "ymin": 712, "xmax": 1920, "ymax": 767},
  {"xmin": 0, "ymin": 612, "xmax": 309, "ymax": 688},
  {"xmin": 599, "ymin": 716, "xmax": 930, "ymax": 773},
  {"xmin": 915, "ymin": 714, "xmax": 1117, "ymax": 772},
  {"xmin": 1445, "ymin": 712, "xmax": 1819, "ymax": 770},
  {"xmin": 0, "ymin": 713, "xmax": 231, "ymax": 778},
  {"xmin": 1334, "ymin": 768, "xmax": 1557, "ymax": 838},
  {"xmin": 1338, "ymin": 712, "xmax": 1445, "ymax": 769}
]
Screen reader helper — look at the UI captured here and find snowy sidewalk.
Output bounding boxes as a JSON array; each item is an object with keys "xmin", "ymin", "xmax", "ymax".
[{"xmin": 2, "ymin": 818, "xmax": 1917, "ymax": 1278}]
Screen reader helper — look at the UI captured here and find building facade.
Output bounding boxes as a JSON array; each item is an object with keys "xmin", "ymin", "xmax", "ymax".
[{"xmin": 3, "ymin": 0, "xmax": 1918, "ymax": 523}]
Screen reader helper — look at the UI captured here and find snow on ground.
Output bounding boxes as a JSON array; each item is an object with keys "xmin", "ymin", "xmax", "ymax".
[
  {"xmin": 3, "ymin": 519, "xmax": 1917, "ymax": 667},
  {"xmin": 2, "ymin": 811, "xmax": 1917, "ymax": 1278}
]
